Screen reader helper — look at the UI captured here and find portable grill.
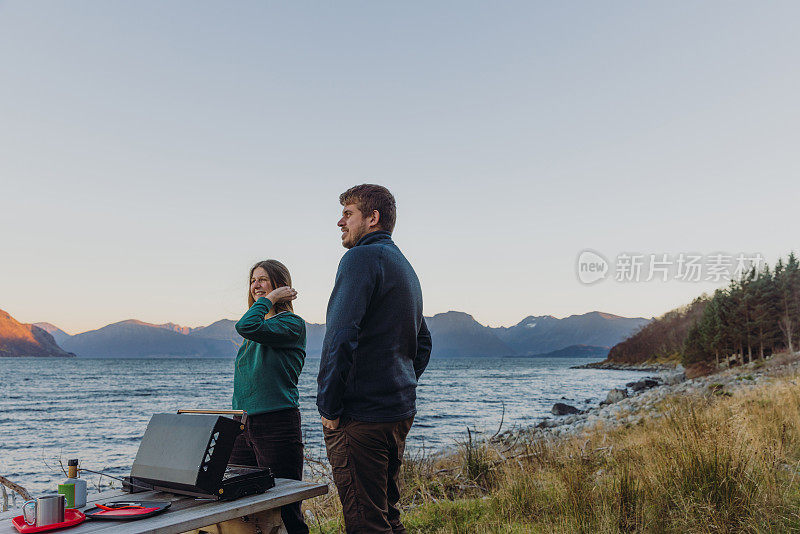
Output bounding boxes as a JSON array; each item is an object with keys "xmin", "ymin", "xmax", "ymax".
[{"xmin": 123, "ymin": 409, "xmax": 275, "ymax": 500}]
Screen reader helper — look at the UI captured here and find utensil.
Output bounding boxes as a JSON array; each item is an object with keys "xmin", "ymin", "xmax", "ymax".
[
  {"xmin": 95, "ymin": 503, "xmax": 146, "ymax": 511},
  {"xmin": 83, "ymin": 500, "xmax": 171, "ymax": 520}
]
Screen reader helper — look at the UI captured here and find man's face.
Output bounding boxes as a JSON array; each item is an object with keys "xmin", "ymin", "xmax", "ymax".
[{"xmin": 338, "ymin": 203, "xmax": 374, "ymax": 249}]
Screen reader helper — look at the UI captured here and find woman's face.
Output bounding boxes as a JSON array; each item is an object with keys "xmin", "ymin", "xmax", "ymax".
[{"xmin": 250, "ymin": 267, "xmax": 274, "ymax": 301}]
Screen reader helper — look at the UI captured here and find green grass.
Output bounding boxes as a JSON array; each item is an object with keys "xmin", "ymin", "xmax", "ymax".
[{"xmin": 308, "ymin": 355, "xmax": 800, "ymax": 533}]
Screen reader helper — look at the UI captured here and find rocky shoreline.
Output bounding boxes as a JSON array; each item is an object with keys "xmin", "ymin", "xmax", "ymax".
[
  {"xmin": 571, "ymin": 359, "xmax": 681, "ymax": 372},
  {"xmin": 495, "ymin": 353, "xmax": 800, "ymax": 444}
]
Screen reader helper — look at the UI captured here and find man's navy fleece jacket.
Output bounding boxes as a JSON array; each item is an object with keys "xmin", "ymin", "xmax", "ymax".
[{"xmin": 316, "ymin": 230, "xmax": 432, "ymax": 423}]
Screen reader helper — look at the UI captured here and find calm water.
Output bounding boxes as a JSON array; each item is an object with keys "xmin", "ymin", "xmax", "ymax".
[{"xmin": 0, "ymin": 357, "xmax": 648, "ymax": 500}]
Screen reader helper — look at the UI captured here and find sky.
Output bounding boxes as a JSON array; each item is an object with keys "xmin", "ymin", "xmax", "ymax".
[{"xmin": 2, "ymin": 1, "xmax": 799, "ymax": 334}]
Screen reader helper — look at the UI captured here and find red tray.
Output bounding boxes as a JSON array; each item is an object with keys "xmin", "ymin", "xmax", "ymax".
[{"xmin": 11, "ymin": 509, "xmax": 85, "ymax": 533}]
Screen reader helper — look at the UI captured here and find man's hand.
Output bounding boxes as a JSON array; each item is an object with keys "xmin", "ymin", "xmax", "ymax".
[{"xmin": 321, "ymin": 416, "xmax": 340, "ymax": 430}]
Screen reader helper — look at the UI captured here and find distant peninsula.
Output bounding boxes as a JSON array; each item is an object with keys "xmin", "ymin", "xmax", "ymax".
[
  {"xmin": 0, "ymin": 309, "xmax": 75, "ymax": 358},
  {"xmin": 514, "ymin": 344, "xmax": 611, "ymax": 359}
]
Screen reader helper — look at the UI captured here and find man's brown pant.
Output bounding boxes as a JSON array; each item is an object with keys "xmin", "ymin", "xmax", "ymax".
[{"xmin": 323, "ymin": 416, "xmax": 414, "ymax": 533}]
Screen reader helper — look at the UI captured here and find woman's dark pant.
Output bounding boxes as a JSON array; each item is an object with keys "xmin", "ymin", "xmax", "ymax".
[{"xmin": 229, "ymin": 408, "xmax": 308, "ymax": 534}]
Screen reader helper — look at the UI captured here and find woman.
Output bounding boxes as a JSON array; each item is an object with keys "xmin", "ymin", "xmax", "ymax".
[{"xmin": 230, "ymin": 259, "xmax": 308, "ymax": 534}]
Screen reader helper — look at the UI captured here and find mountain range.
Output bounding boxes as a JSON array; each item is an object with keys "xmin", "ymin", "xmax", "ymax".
[
  {"xmin": 10, "ymin": 309, "xmax": 649, "ymax": 359},
  {"xmin": 0, "ymin": 310, "xmax": 75, "ymax": 358},
  {"xmin": 490, "ymin": 312, "xmax": 650, "ymax": 354}
]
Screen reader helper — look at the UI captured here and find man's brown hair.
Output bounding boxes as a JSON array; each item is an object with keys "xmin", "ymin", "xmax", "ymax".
[
  {"xmin": 339, "ymin": 184, "xmax": 397, "ymax": 234},
  {"xmin": 247, "ymin": 259, "xmax": 294, "ymax": 313}
]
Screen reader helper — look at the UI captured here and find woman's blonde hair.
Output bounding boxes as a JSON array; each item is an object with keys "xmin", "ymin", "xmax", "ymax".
[{"xmin": 248, "ymin": 259, "xmax": 293, "ymax": 313}]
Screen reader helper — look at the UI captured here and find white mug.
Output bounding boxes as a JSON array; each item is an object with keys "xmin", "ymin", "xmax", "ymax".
[{"xmin": 22, "ymin": 494, "xmax": 65, "ymax": 526}]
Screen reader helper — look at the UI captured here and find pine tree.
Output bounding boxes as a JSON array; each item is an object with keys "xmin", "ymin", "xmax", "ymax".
[
  {"xmin": 705, "ymin": 294, "xmax": 724, "ymax": 365},
  {"xmin": 682, "ymin": 292, "xmax": 725, "ymax": 367},
  {"xmin": 725, "ymin": 279, "xmax": 747, "ymax": 365},
  {"xmin": 683, "ymin": 321, "xmax": 704, "ymax": 365},
  {"xmin": 739, "ymin": 268, "xmax": 756, "ymax": 363},
  {"xmin": 715, "ymin": 287, "xmax": 734, "ymax": 365},
  {"xmin": 751, "ymin": 264, "xmax": 778, "ymax": 359},
  {"xmin": 776, "ymin": 255, "xmax": 800, "ymax": 353}
]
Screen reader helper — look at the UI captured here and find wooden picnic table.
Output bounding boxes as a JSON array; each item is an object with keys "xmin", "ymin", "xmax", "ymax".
[{"xmin": 0, "ymin": 478, "xmax": 327, "ymax": 534}]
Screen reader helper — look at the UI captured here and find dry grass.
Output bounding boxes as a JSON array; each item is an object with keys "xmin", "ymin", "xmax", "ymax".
[{"xmin": 307, "ymin": 360, "xmax": 800, "ymax": 533}]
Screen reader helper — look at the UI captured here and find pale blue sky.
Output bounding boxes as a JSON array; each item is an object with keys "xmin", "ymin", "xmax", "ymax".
[{"xmin": 2, "ymin": 1, "xmax": 798, "ymax": 333}]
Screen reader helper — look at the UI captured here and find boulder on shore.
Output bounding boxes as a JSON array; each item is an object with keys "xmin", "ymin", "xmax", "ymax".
[
  {"xmin": 604, "ymin": 388, "xmax": 628, "ymax": 404},
  {"xmin": 536, "ymin": 419, "xmax": 555, "ymax": 429},
  {"xmin": 552, "ymin": 402, "xmax": 581, "ymax": 416},
  {"xmin": 662, "ymin": 372, "xmax": 686, "ymax": 385},
  {"xmin": 626, "ymin": 378, "xmax": 660, "ymax": 392}
]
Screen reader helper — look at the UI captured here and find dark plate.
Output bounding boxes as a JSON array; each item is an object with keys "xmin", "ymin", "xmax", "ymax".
[{"xmin": 83, "ymin": 500, "xmax": 171, "ymax": 520}]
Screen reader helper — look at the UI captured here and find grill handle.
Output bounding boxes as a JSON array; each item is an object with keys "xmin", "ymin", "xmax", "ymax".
[{"xmin": 177, "ymin": 409, "xmax": 248, "ymax": 427}]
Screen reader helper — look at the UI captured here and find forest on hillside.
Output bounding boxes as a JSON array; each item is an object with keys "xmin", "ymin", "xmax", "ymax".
[{"xmin": 607, "ymin": 253, "xmax": 800, "ymax": 367}]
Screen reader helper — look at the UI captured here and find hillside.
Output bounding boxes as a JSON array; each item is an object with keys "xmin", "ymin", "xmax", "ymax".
[
  {"xmin": 189, "ymin": 319, "xmax": 239, "ymax": 344},
  {"xmin": 602, "ymin": 252, "xmax": 800, "ymax": 368},
  {"xmin": 604, "ymin": 298, "xmax": 707, "ymax": 365},
  {"xmin": 491, "ymin": 311, "xmax": 650, "ymax": 355},
  {"xmin": 33, "ymin": 322, "xmax": 72, "ymax": 346},
  {"xmin": 0, "ymin": 310, "xmax": 75, "ymax": 358},
  {"xmin": 426, "ymin": 311, "xmax": 515, "ymax": 357},
  {"xmin": 58, "ymin": 320, "xmax": 234, "ymax": 358},
  {"xmin": 305, "ymin": 323, "xmax": 327, "ymax": 355}
]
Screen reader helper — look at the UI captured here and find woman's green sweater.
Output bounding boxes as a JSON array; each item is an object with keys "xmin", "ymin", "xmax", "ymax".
[{"xmin": 232, "ymin": 297, "xmax": 307, "ymax": 416}]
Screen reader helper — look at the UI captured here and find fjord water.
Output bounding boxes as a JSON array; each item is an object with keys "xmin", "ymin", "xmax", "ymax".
[{"xmin": 1, "ymin": 357, "xmax": 648, "ymax": 498}]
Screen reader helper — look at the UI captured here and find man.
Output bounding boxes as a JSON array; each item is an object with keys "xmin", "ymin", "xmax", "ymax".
[{"xmin": 317, "ymin": 184, "xmax": 432, "ymax": 533}]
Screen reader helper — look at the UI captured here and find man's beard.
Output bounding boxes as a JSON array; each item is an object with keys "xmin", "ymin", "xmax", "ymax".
[{"xmin": 343, "ymin": 224, "xmax": 369, "ymax": 249}]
